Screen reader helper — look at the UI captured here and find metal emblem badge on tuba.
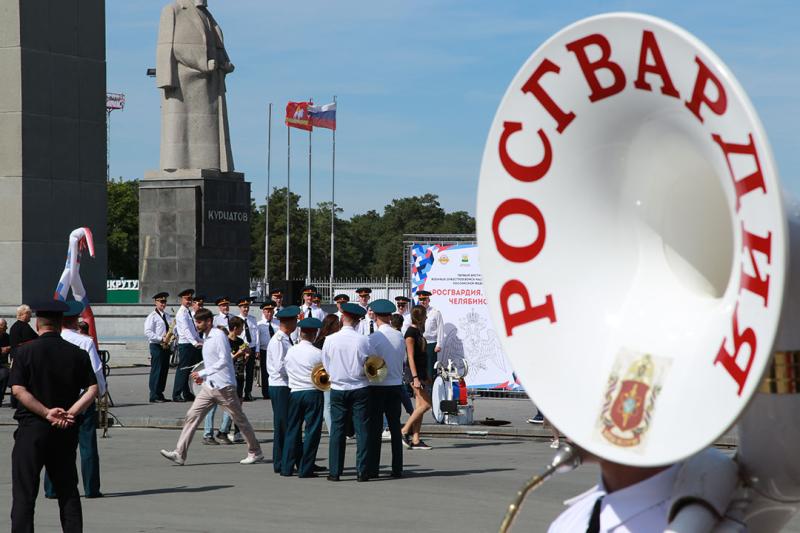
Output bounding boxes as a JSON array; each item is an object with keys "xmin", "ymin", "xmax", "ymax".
[{"xmin": 477, "ymin": 12, "xmax": 800, "ymax": 532}]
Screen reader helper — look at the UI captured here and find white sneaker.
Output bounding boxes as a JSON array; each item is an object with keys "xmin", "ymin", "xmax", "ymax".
[
  {"xmin": 550, "ymin": 440, "xmax": 560, "ymax": 449},
  {"xmin": 240, "ymin": 452, "xmax": 264, "ymax": 465},
  {"xmin": 160, "ymin": 449, "xmax": 184, "ymax": 465},
  {"xmin": 227, "ymin": 432, "xmax": 236, "ymax": 443},
  {"xmin": 381, "ymin": 429, "xmax": 391, "ymax": 441}
]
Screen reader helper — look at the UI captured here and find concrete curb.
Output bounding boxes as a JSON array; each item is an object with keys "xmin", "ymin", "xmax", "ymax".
[{"xmin": 0, "ymin": 414, "xmax": 739, "ymax": 446}]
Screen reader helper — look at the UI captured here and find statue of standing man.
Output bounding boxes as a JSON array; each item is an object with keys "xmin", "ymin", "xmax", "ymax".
[{"xmin": 156, "ymin": 0, "xmax": 235, "ymax": 172}]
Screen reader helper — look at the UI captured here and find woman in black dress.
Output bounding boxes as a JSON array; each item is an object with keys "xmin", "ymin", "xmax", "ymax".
[{"xmin": 401, "ymin": 305, "xmax": 432, "ymax": 450}]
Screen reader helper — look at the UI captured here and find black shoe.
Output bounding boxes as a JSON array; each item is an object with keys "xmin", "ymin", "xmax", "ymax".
[
  {"xmin": 243, "ymin": 393, "xmax": 254, "ymax": 402},
  {"xmin": 172, "ymin": 397, "xmax": 186, "ymax": 403},
  {"xmin": 85, "ymin": 492, "xmax": 104, "ymax": 499},
  {"xmin": 280, "ymin": 472, "xmax": 294, "ymax": 477},
  {"xmin": 185, "ymin": 395, "xmax": 195, "ymax": 402},
  {"xmin": 149, "ymin": 399, "xmax": 158, "ymax": 403},
  {"xmin": 203, "ymin": 436, "xmax": 219, "ymax": 446},
  {"xmin": 299, "ymin": 473, "xmax": 319, "ymax": 479},
  {"xmin": 391, "ymin": 471, "xmax": 403, "ymax": 478},
  {"xmin": 312, "ymin": 464, "xmax": 326, "ymax": 472},
  {"xmin": 326, "ymin": 475, "xmax": 340, "ymax": 482},
  {"xmin": 401, "ymin": 433, "xmax": 412, "ymax": 449},
  {"xmin": 159, "ymin": 397, "xmax": 170, "ymax": 402},
  {"xmin": 357, "ymin": 474, "xmax": 369, "ymax": 482}
]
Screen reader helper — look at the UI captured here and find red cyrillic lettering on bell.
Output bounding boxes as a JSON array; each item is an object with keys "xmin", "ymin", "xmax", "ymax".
[
  {"xmin": 498, "ymin": 122, "xmax": 553, "ymax": 183},
  {"xmin": 521, "ymin": 59, "xmax": 576, "ymax": 133},
  {"xmin": 714, "ymin": 303, "xmax": 757, "ymax": 396},
  {"xmin": 492, "ymin": 199, "xmax": 546, "ymax": 263},
  {"xmin": 685, "ymin": 57, "xmax": 727, "ymax": 123},
  {"xmin": 565, "ymin": 33, "xmax": 626, "ymax": 103},
  {"xmin": 633, "ymin": 30, "xmax": 680, "ymax": 98},
  {"xmin": 499, "ymin": 279, "xmax": 556, "ymax": 336},
  {"xmin": 712, "ymin": 133, "xmax": 766, "ymax": 212},
  {"xmin": 740, "ymin": 223, "xmax": 772, "ymax": 306}
]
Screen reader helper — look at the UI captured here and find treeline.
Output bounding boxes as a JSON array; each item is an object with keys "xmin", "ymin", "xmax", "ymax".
[{"xmin": 107, "ymin": 179, "xmax": 475, "ymax": 280}]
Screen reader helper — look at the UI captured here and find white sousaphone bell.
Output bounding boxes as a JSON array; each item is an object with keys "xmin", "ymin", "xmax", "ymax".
[{"xmin": 476, "ymin": 12, "xmax": 800, "ymax": 532}]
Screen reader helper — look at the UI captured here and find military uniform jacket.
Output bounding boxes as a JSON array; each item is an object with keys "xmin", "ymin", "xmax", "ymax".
[
  {"xmin": 321, "ymin": 326, "xmax": 370, "ymax": 391},
  {"xmin": 176, "ymin": 305, "xmax": 203, "ymax": 346},
  {"xmin": 257, "ymin": 317, "xmax": 279, "ymax": 351},
  {"xmin": 213, "ymin": 312, "xmax": 230, "ymax": 330},
  {"xmin": 237, "ymin": 313, "xmax": 259, "ymax": 350},
  {"xmin": 266, "ymin": 330, "xmax": 293, "ymax": 386},
  {"xmin": 144, "ymin": 309, "xmax": 172, "ymax": 344},
  {"xmin": 9, "ymin": 332, "xmax": 97, "ymax": 424},
  {"xmin": 548, "ymin": 464, "xmax": 679, "ymax": 532},
  {"xmin": 285, "ymin": 340, "xmax": 323, "ymax": 392},
  {"xmin": 300, "ymin": 304, "xmax": 327, "ymax": 321}
]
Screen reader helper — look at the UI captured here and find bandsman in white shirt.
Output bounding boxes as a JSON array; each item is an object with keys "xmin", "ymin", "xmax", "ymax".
[
  {"xmin": 257, "ymin": 301, "xmax": 279, "ymax": 399},
  {"xmin": 333, "ymin": 294, "xmax": 349, "ymax": 322},
  {"xmin": 269, "ymin": 287, "xmax": 284, "ymax": 311},
  {"xmin": 160, "ymin": 308, "xmax": 263, "ymax": 466},
  {"xmin": 417, "ymin": 290, "xmax": 444, "ymax": 380},
  {"xmin": 44, "ymin": 300, "xmax": 107, "ymax": 499},
  {"xmin": 300, "ymin": 285, "xmax": 327, "ymax": 321},
  {"xmin": 236, "ymin": 297, "xmax": 259, "ymax": 402},
  {"xmin": 144, "ymin": 292, "xmax": 172, "ymax": 403},
  {"xmin": 266, "ymin": 305, "xmax": 300, "ymax": 473},
  {"xmin": 281, "ymin": 317, "xmax": 325, "ymax": 478},
  {"xmin": 355, "ymin": 287, "xmax": 375, "ymax": 335},
  {"xmin": 394, "ymin": 296, "xmax": 411, "ymax": 334},
  {"xmin": 212, "ymin": 296, "xmax": 231, "ymax": 329},
  {"xmin": 548, "ymin": 458, "xmax": 680, "ymax": 533},
  {"xmin": 365, "ymin": 299, "xmax": 406, "ymax": 479},
  {"xmin": 321, "ymin": 302, "xmax": 371, "ymax": 482},
  {"xmin": 172, "ymin": 288, "xmax": 203, "ymax": 402}
]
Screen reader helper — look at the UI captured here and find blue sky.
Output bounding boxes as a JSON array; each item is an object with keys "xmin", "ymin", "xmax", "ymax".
[{"xmin": 107, "ymin": 1, "xmax": 799, "ymax": 218}]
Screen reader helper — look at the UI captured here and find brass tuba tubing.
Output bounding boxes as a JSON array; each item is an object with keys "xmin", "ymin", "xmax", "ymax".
[
  {"xmin": 498, "ymin": 443, "xmax": 582, "ymax": 533},
  {"xmin": 365, "ymin": 355, "xmax": 388, "ymax": 383},
  {"xmin": 311, "ymin": 362, "xmax": 331, "ymax": 391}
]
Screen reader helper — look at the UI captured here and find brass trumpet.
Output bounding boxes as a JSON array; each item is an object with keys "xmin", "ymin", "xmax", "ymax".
[
  {"xmin": 311, "ymin": 362, "xmax": 331, "ymax": 391},
  {"xmin": 364, "ymin": 356, "xmax": 388, "ymax": 383}
]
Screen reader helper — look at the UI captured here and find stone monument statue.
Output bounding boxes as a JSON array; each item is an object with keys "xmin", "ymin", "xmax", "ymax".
[
  {"xmin": 140, "ymin": 0, "xmax": 250, "ymax": 302},
  {"xmin": 156, "ymin": 0, "xmax": 235, "ymax": 172}
]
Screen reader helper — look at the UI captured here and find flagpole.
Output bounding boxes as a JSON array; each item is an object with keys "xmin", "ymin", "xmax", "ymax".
[
  {"xmin": 286, "ymin": 120, "xmax": 291, "ymax": 280},
  {"xmin": 330, "ymin": 96, "xmax": 336, "ymax": 296},
  {"xmin": 265, "ymin": 103, "xmax": 272, "ymax": 293},
  {"xmin": 307, "ymin": 109, "xmax": 312, "ymax": 285}
]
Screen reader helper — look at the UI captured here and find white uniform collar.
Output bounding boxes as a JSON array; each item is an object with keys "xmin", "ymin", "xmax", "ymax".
[{"xmin": 574, "ymin": 463, "xmax": 679, "ymax": 529}]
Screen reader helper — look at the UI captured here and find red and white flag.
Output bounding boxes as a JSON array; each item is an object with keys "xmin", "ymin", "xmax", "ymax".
[{"xmin": 285, "ymin": 101, "xmax": 312, "ymax": 131}]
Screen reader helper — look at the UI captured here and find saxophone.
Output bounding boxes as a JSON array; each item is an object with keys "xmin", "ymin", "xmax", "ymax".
[{"xmin": 161, "ymin": 317, "xmax": 177, "ymax": 352}]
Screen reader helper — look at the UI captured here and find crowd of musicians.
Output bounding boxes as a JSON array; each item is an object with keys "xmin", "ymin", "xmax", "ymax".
[{"xmin": 149, "ymin": 285, "xmax": 447, "ymax": 481}]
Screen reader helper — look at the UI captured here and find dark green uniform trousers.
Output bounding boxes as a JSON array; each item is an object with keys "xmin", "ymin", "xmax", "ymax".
[
  {"xmin": 329, "ymin": 388, "xmax": 370, "ymax": 478},
  {"xmin": 281, "ymin": 389, "xmax": 323, "ymax": 477},
  {"xmin": 269, "ymin": 385, "xmax": 290, "ymax": 473},
  {"xmin": 367, "ymin": 385, "xmax": 403, "ymax": 478},
  {"xmin": 44, "ymin": 402, "xmax": 100, "ymax": 498}
]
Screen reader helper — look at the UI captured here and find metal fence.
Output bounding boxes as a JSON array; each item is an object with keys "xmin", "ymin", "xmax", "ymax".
[{"xmin": 249, "ymin": 277, "xmax": 409, "ymax": 303}]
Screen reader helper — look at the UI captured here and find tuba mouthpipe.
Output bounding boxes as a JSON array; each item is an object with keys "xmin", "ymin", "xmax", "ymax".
[{"xmin": 498, "ymin": 443, "xmax": 582, "ymax": 533}]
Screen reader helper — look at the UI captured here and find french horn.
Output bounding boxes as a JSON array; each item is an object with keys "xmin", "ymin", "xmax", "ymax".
[
  {"xmin": 477, "ymin": 12, "xmax": 800, "ymax": 532},
  {"xmin": 311, "ymin": 362, "xmax": 331, "ymax": 392},
  {"xmin": 364, "ymin": 356, "xmax": 388, "ymax": 383}
]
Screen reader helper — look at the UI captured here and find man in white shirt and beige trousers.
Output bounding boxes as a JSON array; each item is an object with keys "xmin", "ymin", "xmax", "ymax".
[{"xmin": 160, "ymin": 309, "xmax": 263, "ymax": 466}]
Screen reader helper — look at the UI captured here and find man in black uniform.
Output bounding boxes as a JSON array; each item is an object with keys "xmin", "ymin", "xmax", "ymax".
[{"xmin": 9, "ymin": 300, "xmax": 99, "ymax": 533}]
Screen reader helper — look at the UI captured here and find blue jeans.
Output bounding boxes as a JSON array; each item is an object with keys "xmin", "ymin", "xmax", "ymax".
[{"xmin": 204, "ymin": 405, "xmax": 234, "ymax": 437}]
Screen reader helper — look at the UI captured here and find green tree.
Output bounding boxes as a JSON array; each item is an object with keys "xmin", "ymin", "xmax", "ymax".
[{"xmin": 107, "ymin": 178, "xmax": 139, "ymax": 278}]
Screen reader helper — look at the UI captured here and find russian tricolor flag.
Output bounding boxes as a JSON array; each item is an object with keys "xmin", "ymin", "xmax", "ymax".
[{"xmin": 309, "ymin": 102, "xmax": 336, "ymax": 130}]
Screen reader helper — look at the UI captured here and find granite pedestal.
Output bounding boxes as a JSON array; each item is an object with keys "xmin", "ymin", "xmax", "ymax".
[{"xmin": 138, "ymin": 169, "xmax": 250, "ymax": 301}]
